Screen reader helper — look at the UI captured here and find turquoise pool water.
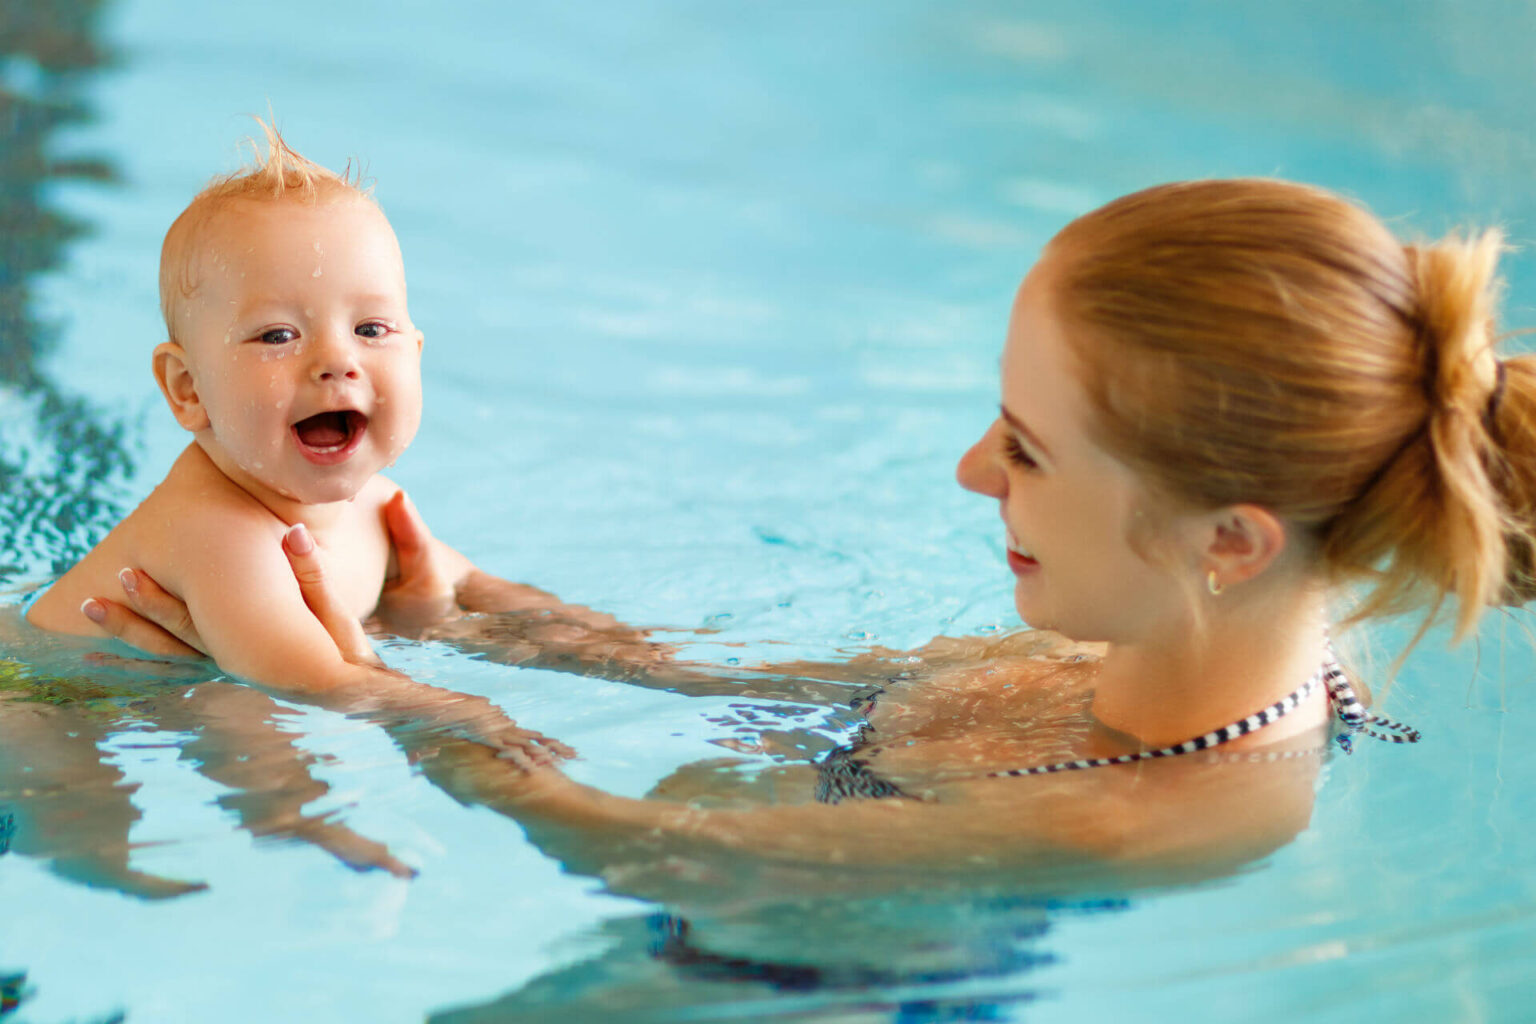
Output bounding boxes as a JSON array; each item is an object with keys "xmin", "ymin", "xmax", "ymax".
[{"xmin": 3, "ymin": 1, "xmax": 1535, "ymax": 1020}]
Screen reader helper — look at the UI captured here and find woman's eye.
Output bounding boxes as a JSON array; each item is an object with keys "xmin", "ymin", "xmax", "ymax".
[
  {"xmin": 1002, "ymin": 433, "xmax": 1039, "ymax": 470},
  {"xmin": 258, "ymin": 327, "xmax": 296, "ymax": 345},
  {"xmin": 355, "ymin": 321, "xmax": 393, "ymax": 340}
]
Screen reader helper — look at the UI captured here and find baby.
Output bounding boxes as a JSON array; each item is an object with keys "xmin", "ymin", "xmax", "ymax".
[{"xmin": 27, "ymin": 126, "xmax": 547, "ymax": 753}]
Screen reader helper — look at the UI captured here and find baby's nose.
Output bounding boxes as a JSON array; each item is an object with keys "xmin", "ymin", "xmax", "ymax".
[{"xmin": 309, "ymin": 336, "xmax": 361, "ymax": 381}]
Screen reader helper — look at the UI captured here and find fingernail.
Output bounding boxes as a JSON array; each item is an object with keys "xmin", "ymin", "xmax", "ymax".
[
  {"xmin": 118, "ymin": 568, "xmax": 137, "ymax": 595},
  {"xmin": 81, "ymin": 599, "xmax": 107, "ymax": 624},
  {"xmin": 286, "ymin": 522, "xmax": 314, "ymax": 554}
]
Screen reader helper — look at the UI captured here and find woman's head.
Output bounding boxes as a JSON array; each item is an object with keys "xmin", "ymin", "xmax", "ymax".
[
  {"xmin": 957, "ymin": 257, "xmax": 1209, "ymax": 642},
  {"xmin": 963, "ymin": 178, "xmax": 1535, "ymax": 642}
]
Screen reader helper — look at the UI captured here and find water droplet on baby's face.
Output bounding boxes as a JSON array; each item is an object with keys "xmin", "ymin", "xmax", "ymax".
[{"xmin": 312, "ymin": 267, "xmax": 323, "ymax": 278}]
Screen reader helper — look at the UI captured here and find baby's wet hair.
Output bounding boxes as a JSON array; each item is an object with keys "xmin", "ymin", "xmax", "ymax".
[{"xmin": 158, "ymin": 119, "xmax": 374, "ymax": 341}]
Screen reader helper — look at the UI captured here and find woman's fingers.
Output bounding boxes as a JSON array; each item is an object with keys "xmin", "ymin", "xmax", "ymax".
[
  {"xmin": 81, "ymin": 568, "xmax": 210, "ymax": 658},
  {"xmin": 385, "ymin": 489, "xmax": 431, "ymax": 566},
  {"xmin": 384, "ymin": 490, "xmax": 455, "ymax": 597},
  {"xmin": 283, "ymin": 523, "xmax": 383, "ymax": 667},
  {"xmin": 376, "ymin": 490, "xmax": 460, "ymax": 629},
  {"xmin": 81, "ymin": 593, "xmax": 207, "ymax": 660}
]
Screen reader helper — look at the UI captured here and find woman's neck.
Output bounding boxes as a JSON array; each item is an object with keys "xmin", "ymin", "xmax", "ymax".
[{"xmin": 1088, "ymin": 585, "xmax": 1331, "ymax": 748}]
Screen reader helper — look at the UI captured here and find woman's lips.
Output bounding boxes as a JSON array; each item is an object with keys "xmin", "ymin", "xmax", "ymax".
[
  {"xmin": 1006, "ymin": 531, "xmax": 1039, "ymax": 574},
  {"xmin": 1006, "ymin": 548, "xmax": 1040, "ymax": 574},
  {"xmin": 292, "ymin": 410, "xmax": 367, "ymax": 465}
]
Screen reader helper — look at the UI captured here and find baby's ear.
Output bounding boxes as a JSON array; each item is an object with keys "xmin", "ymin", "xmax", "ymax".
[{"xmin": 152, "ymin": 342, "xmax": 209, "ymax": 432}]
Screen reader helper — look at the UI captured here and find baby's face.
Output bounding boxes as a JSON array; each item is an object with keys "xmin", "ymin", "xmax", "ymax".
[{"xmin": 173, "ymin": 195, "xmax": 423, "ymax": 506}]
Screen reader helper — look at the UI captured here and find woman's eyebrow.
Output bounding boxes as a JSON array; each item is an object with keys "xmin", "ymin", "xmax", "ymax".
[{"xmin": 1000, "ymin": 405, "xmax": 1052, "ymax": 459}]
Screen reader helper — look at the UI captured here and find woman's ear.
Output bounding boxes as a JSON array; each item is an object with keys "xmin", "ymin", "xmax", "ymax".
[
  {"xmin": 152, "ymin": 342, "xmax": 209, "ymax": 432},
  {"xmin": 1201, "ymin": 503, "xmax": 1288, "ymax": 592}
]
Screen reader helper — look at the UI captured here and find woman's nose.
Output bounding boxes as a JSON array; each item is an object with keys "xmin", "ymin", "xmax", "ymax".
[{"xmin": 956, "ymin": 422, "xmax": 1006, "ymax": 498}]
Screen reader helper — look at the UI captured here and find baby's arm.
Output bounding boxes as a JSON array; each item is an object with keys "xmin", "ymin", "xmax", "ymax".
[
  {"xmin": 167, "ymin": 513, "xmax": 564, "ymax": 763},
  {"xmin": 160, "ymin": 684, "xmax": 414, "ymax": 877}
]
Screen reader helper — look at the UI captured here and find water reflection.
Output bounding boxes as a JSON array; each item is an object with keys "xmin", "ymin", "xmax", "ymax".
[
  {"xmin": 0, "ymin": 0, "xmax": 134, "ymax": 579},
  {"xmin": 431, "ymin": 871, "xmax": 1131, "ymax": 1021}
]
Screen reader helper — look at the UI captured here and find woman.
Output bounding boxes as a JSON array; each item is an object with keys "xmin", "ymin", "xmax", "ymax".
[{"xmin": 90, "ymin": 179, "xmax": 1536, "ymax": 878}]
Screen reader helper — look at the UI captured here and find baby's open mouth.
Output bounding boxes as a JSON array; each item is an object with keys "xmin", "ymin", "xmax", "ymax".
[{"xmin": 292, "ymin": 410, "xmax": 367, "ymax": 459}]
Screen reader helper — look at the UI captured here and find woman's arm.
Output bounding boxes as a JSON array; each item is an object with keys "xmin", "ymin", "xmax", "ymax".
[
  {"xmin": 92, "ymin": 491, "xmax": 861, "ymax": 704},
  {"xmin": 412, "ymin": 732, "xmax": 1319, "ymax": 888},
  {"xmin": 88, "ymin": 539, "xmax": 1320, "ymax": 882}
]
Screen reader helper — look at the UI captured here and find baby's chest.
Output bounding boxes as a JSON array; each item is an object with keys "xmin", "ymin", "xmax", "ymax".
[{"xmin": 310, "ymin": 518, "xmax": 391, "ymax": 618}]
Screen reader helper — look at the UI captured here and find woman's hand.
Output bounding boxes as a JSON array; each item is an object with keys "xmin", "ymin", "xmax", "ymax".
[
  {"xmin": 373, "ymin": 490, "xmax": 463, "ymax": 633},
  {"xmin": 278, "ymin": 522, "xmax": 384, "ymax": 667},
  {"xmin": 82, "ymin": 569, "xmax": 208, "ymax": 660},
  {"xmin": 85, "ymin": 523, "xmax": 383, "ymax": 668}
]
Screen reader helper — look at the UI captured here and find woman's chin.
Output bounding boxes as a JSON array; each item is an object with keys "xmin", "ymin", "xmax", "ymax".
[{"xmin": 1012, "ymin": 592, "xmax": 1051, "ymax": 631}]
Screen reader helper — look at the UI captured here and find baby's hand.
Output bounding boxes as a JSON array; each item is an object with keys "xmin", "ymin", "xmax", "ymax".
[
  {"xmin": 285, "ymin": 818, "xmax": 417, "ymax": 879},
  {"xmin": 419, "ymin": 694, "xmax": 576, "ymax": 767}
]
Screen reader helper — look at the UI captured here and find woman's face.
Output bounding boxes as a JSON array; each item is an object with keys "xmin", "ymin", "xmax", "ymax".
[{"xmin": 957, "ymin": 256, "xmax": 1200, "ymax": 643}]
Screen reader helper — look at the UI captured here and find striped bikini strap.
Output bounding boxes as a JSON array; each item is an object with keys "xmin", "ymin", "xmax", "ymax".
[
  {"xmin": 985, "ymin": 663, "xmax": 1326, "ymax": 779},
  {"xmin": 984, "ymin": 654, "xmax": 1422, "ymax": 780},
  {"xmin": 1320, "ymin": 656, "xmax": 1421, "ymax": 750}
]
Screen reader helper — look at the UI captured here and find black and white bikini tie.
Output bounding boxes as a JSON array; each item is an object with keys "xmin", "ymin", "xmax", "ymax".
[
  {"xmin": 985, "ymin": 654, "xmax": 1419, "ymax": 779},
  {"xmin": 1320, "ymin": 657, "xmax": 1421, "ymax": 752}
]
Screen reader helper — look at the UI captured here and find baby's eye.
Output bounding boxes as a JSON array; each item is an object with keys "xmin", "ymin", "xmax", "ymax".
[
  {"xmin": 355, "ymin": 321, "xmax": 394, "ymax": 340},
  {"xmin": 258, "ymin": 327, "xmax": 297, "ymax": 345}
]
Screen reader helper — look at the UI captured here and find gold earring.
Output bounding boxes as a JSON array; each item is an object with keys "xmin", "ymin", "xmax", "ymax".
[{"xmin": 1206, "ymin": 570, "xmax": 1224, "ymax": 596}]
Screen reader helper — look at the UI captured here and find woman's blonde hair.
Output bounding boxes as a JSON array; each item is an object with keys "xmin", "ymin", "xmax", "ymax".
[
  {"xmin": 1049, "ymin": 179, "xmax": 1536, "ymax": 641},
  {"xmin": 158, "ymin": 119, "xmax": 371, "ymax": 340}
]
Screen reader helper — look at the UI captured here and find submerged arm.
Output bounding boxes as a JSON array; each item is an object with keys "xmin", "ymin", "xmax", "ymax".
[
  {"xmin": 413, "ymin": 735, "xmax": 1319, "ymax": 887},
  {"xmin": 159, "ymin": 683, "xmax": 414, "ymax": 877}
]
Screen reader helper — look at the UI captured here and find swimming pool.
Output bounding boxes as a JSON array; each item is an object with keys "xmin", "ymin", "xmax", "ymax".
[{"xmin": 3, "ymin": 0, "xmax": 1535, "ymax": 1020}]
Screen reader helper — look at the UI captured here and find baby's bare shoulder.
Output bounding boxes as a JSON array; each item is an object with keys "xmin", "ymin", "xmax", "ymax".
[
  {"xmin": 146, "ymin": 451, "xmax": 285, "ymax": 542},
  {"xmin": 26, "ymin": 448, "xmax": 282, "ymax": 633}
]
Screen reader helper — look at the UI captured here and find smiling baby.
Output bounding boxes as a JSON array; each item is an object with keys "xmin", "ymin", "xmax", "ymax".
[{"xmin": 24, "ymin": 125, "xmax": 543, "ymax": 746}]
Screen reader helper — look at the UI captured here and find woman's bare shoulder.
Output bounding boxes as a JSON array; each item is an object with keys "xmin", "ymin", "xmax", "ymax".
[{"xmin": 907, "ymin": 628, "xmax": 1104, "ymax": 666}]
